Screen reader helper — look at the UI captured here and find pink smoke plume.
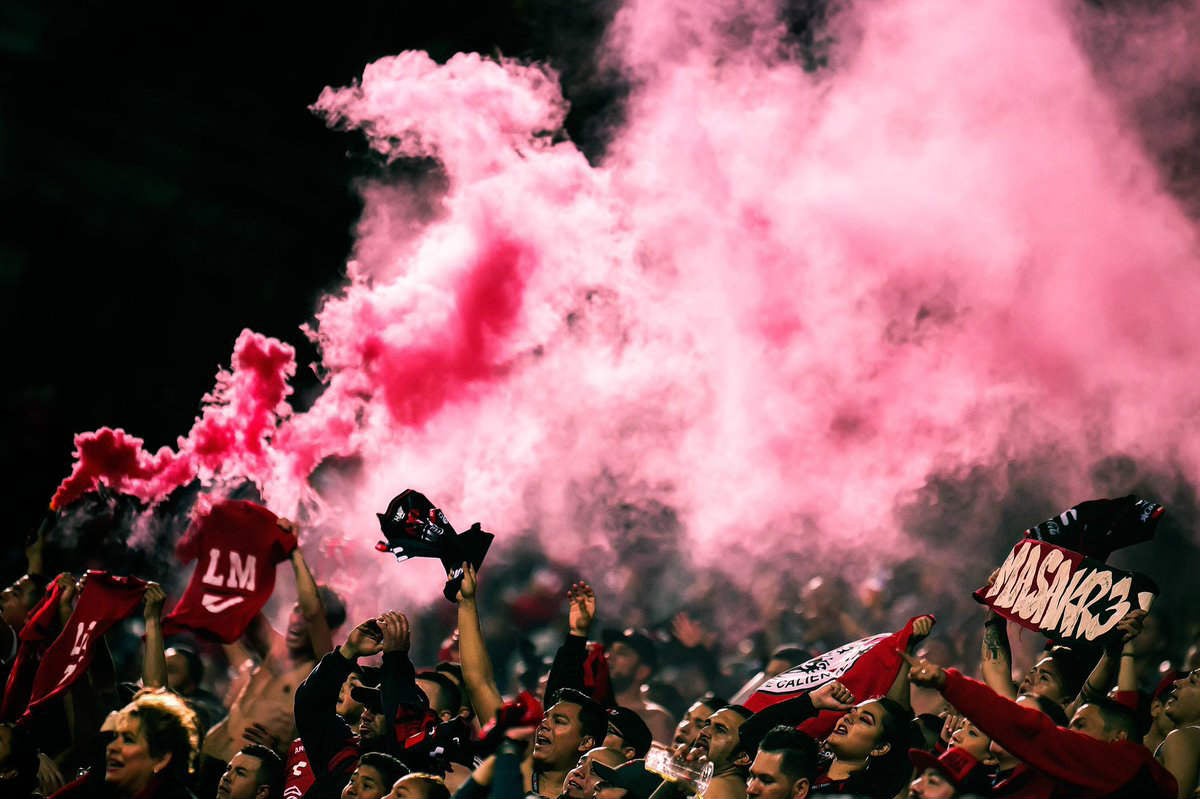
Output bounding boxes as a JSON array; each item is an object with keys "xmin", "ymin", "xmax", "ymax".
[
  {"xmin": 55, "ymin": 1, "xmax": 1200, "ymax": 608},
  {"xmin": 52, "ymin": 330, "xmax": 295, "ymax": 509}
]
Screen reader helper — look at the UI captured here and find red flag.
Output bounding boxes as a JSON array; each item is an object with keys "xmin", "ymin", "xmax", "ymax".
[
  {"xmin": 162, "ymin": 499, "xmax": 296, "ymax": 643},
  {"xmin": 24, "ymin": 572, "xmax": 147, "ymax": 717},
  {"xmin": 1, "ymin": 579, "xmax": 67, "ymax": 720},
  {"xmin": 744, "ymin": 617, "xmax": 924, "ymax": 739}
]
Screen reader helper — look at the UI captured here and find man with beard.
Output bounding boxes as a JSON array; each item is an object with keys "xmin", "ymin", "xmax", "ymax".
[
  {"xmin": 691, "ymin": 705, "xmax": 753, "ymax": 799},
  {"xmin": 604, "ymin": 629, "xmax": 675, "ymax": 744},
  {"xmin": 672, "ymin": 693, "xmax": 728, "ymax": 751},
  {"xmin": 533, "ymin": 688, "xmax": 609, "ymax": 798},
  {"xmin": 295, "ymin": 611, "xmax": 420, "ymax": 798}
]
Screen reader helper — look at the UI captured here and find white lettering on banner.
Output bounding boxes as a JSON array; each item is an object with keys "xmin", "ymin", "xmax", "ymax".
[
  {"xmin": 56, "ymin": 620, "xmax": 99, "ymax": 687},
  {"xmin": 756, "ymin": 633, "xmax": 890, "ymax": 695},
  {"xmin": 200, "ymin": 549, "xmax": 257, "ymax": 591},
  {"xmin": 984, "ymin": 541, "xmax": 1155, "ymax": 641},
  {"xmin": 201, "ymin": 594, "xmax": 246, "ymax": 614}
]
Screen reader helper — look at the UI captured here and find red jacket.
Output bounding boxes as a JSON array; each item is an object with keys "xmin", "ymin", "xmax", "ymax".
[{"xmin": 941, "ymin": 669, "xmax": 1177, "ymax": 799}]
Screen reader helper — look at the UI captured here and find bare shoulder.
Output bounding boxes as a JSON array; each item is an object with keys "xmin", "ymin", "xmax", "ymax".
[{"xmin": 1158, "ymin": 726, "xmax": 1200, "ymax": 761}]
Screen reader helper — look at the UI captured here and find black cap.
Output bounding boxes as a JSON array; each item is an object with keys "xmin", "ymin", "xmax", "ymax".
[
  {"xmin": 351, "ymin": 684, "xmax": 383, "ymax": 714},
  {"xmin": 607, "ymin": 706, "xmax": 653, "ymax": 758},
  {"xmin": 592, "ymin": 759, "xmax": 663, "ymax": 799},
  {"xmin": 603, "ymin": 628, "xmax": 659, "ymax": 672}
]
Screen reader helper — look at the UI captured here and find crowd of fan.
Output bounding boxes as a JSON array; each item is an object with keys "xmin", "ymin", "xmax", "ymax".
[{"xmin": 0, "ymin": 508, "xmax": 1198, "ymax": 799}]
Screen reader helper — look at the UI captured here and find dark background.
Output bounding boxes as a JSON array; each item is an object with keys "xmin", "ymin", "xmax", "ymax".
[{"xmin": 1, "ymin": 0, "xmax": 629, "ymax": 542}]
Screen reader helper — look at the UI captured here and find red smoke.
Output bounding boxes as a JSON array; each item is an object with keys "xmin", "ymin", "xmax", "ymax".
[{"xmin": 54, "ymin": 1, "xmax": 1200, "ymax": 606}]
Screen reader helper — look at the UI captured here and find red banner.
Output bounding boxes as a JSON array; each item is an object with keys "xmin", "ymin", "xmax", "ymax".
[{"xmin": 974, "ymin": 539, "xmax": 1156, "ymax": 642}]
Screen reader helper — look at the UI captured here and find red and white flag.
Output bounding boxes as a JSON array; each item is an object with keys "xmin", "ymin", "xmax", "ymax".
[{"xmin": 744, "ymin": 616, "xmax": 926, "ymax": 738}]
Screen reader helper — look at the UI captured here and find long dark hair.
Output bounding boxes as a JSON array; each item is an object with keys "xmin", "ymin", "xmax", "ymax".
[{"xmin": 817, "ymin": 697, "xmax": 914, "ymax": 799}]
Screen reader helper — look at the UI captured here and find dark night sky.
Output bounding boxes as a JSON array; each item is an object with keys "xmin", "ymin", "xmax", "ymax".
[{"xmin": 1, "ymin": 1, "xmax": 620, "ymax": 541}]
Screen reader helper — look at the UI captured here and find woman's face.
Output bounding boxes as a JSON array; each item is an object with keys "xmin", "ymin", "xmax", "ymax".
[
  {"xmin": 1017, "ymin": 657, "xmax": 1066, "ymax": 704},
  {"xmin": 825, "ymin": 700, "xmax": 890, "ymax": 760},
  {"xmin": 105, "ymin": 713, "xmax": 169, "ymax": 796},
  {"xmin": 949, "ymin": 719, "xmax": 992, "ymax": 763}
]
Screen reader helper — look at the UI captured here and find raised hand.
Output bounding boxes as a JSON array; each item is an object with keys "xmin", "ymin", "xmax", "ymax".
[
  {"xmin": 671, "ymin": 612, "xmax": 708, "ymax": 649},
  {"xmin": 908, "ymin": 614, "xmax": 936, "ymax": 653},
  {"xmin": 567, "ymin": 581, "xmax": 596, "ymax": 637},
  {"xmin": 378, "ymin": 610, "xmax": 411, "ymax": 653},
  {"xmin": 939, "ymin": 710, "xmax": 962, "ymax": 747},
  {"xmin": 1113, "ymin": 608, "xmax": 1147, "ymax": 644},
  {"xmin": 900, "ymin": 650, "xmax": 948, "ymax": 690},
  {"xmin": 455, "ymin": 562, "xmax": 478, "ymax": 602},
  {"xmin": 142, "ymin": 582, "xmax": 166, "ymax": 620},
  {"xmin": 811, "ymin": 680, "xmax": 856, "ymax": 711},
  {"xmin": 242, "ymin": 722, "xmax": 280, "ymax": 751},
  {"xmin": 341, "ymin": 617, "xmax": 387, "ymax": 660}
]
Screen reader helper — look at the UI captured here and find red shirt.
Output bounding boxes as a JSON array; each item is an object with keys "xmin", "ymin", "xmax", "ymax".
[
  {"xmin": 162, "ymin": 500, "xmax": 296, "ymax": 643},
  {"xmin": 941, "ymin": 669, "xmax": 1177, "ymax": 799}
]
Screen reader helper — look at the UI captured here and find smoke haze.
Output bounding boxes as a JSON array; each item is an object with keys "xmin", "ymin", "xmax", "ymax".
[{"xmin": 54, "ymin": 0, "xmax": 1200, "ymax": 621}]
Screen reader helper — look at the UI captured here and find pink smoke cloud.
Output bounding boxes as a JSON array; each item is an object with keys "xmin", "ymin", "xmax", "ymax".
[{"xmin": 55, "ymin": 0, "xmax": 1200, "ymax": 610}]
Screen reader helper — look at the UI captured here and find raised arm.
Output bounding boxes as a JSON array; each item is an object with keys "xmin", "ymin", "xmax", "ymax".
[
  {"xmin": 141, "ymin": 582, "xmax": 168, "ymax": 689},
  {"xmin": 279, "ymin": 518, "xmax": 333, "ymax": 657},
  {"xmin": 1068, "ymin": 609, "xmax": 1146, "ymax": 717},
  {"xmin": 544, "ymin": 581, "xmax": 598, "ymax": 704},
  {"xmin": 454, "ymin": 562, "xmax": 503, "ymax": 724},
  {"xmin": 295, "ymin": 617, "xmax": 384, "ymax": 775},
  {"xmin": 887, "ymin": 614, "xmax": 934, "ymax": 709},
  {"xmin": 980, "ymin": 610, "xmax": 1017, "ymax": 700}
]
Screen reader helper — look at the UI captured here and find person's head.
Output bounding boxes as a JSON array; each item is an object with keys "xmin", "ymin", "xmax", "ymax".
[
  {"xmin": 0, "ymin": 721, "xmax": 39, "ymax": 797},
  {"xmin": 823, "ymin": 698, "xmax": 904, "ymax": 763},
  {"xmin": 746, "ymin": 726, "xmax": 818, "ymax": 799},
  {"xmin": 285, "ymin": 584, "xmax": 347, "ymax": 656},
  {"xmin": 1165, "ymin": 667, "xmax": 1200, "ymax": 726},
  {"xmin": 764, "ymin": 647, "xmax": 811, "ymax": 680},
  {"xmin": 697, "ymin": 706, "xmax": 753, "ymax": 772},
  {"xmin": 0, "ymin": 573, "xmax": 48, "ymax": 629},
  {"xmin": 1069, "ymin": 699, "xmax": 1139, "ymax": 743},
  {"xmin": 385, "ymin": 773, "xmax": 450, "ymax": 799},
  {"xmin": 343, "ymin": 752, "xmax": 408, "ymax": 799},
  {"xmin": 415, "ymin": 671, "xmax": 462, "ymax": 722},
  {"xmin": 217, "ymin": 745, "xmax": 283, "ymax": 799},
  {"xmin": 947, "ymin": 718, "xmax": 996, "ymax": 766},
  {"xmin": 822, "ymin": 697, "xmax": 912, "ymax": 795},
  {"xmin": 352, "ymin": 687, "xmax": 390, "ymax": 746},
  {"xmin": 534, "ymin": 689, "xmax": 608, "ymax": 771},
  {"xmin": 164, "ymin": 645, "xmax": 205, "ymax": 695},
  {"xmin": 105, "ymin": 690, "xmax": 200, "ymax": 796},
  {"xmin": 563, "ymin": 747, "xmax": 625, "ymax": 799},
  {"xmin": 606, "ymin": 630, "xmax": 658, "ymax": 692},
  {"xmin": 603, "ymin": 706, "xmax": 653, "ymax": 760},
  {"xmin": 989, "ymin": 694, "xmax": 1067, "ymax": 768},
  {"xmin": 1016, "ymin": 646, "xmax": 1084, "ymax": 705},
  {"xmin": 593, "ymin": 758, "xmax": 664, "ymax": 799},
  {"xmin": 907, "ymin": 747, "xmax": 991, "ymax": 799},
  {"xmin": 673, "ymin": 694, "xmax": 727, "ymax": 747},
  {"xmin": 434, "ymin": 662, "xmax": 463, "ymax": 688},
  {"xmin": 338, "ymin": 671, "xmax": 368, "ymax": 722}
]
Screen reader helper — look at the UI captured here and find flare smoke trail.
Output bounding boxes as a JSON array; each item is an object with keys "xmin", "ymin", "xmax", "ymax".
[{"xmin": 54, "ymin": 0, "xmax": 1200, "ymax": 615}]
